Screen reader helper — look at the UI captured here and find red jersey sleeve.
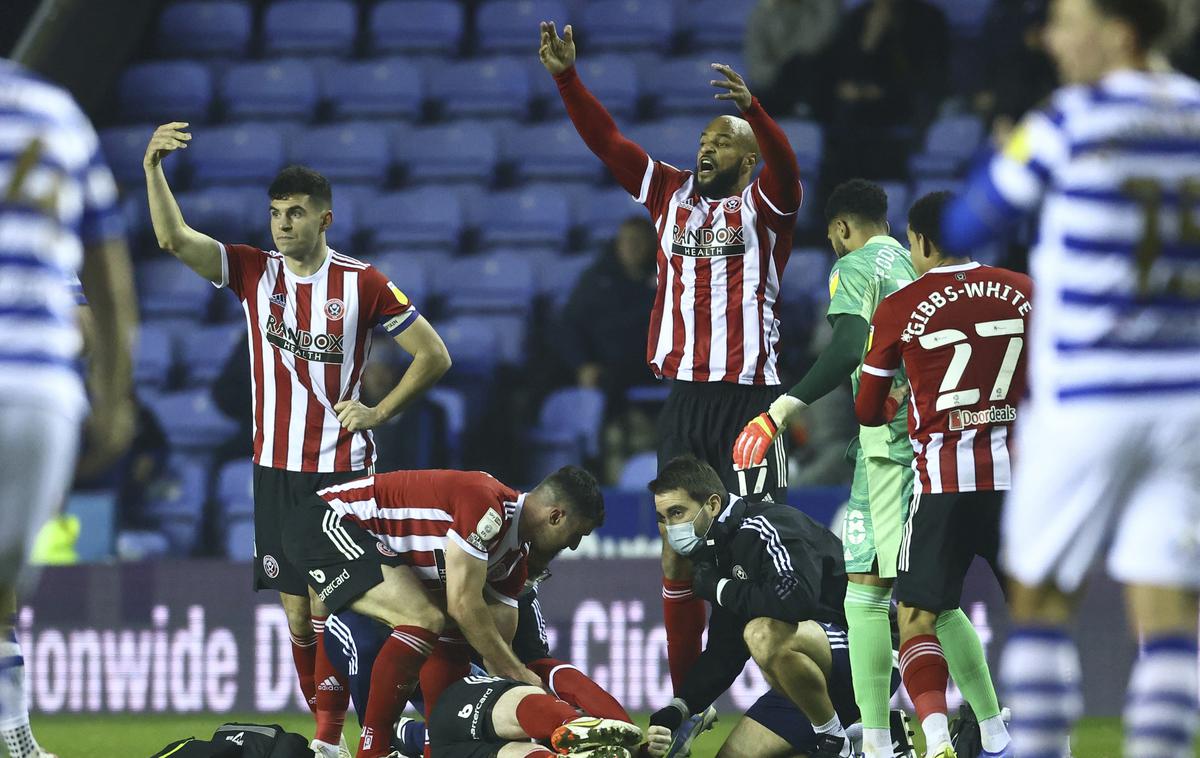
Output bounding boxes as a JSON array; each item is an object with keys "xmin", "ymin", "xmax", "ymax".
[
  {"xmin": 445, "ymin": 473, "xmax": 511, "ymax": 561},
  {"xmin": 485, "ymin": 553, "xmax": 529, "ymax": 608},
  {"xmin": 856, "ymin": 297, "xmax": 906, "ymax": 426},
  {"xmin": 360, "ymin": 265, "xmax": 420, "ymax": 338},
  {"xmin": 217, "ymin": 243, "xmax": 269, "ymax": 301},
  {"xmin": 744, "ymin": 98, "xmax": 802, "ymax": 232},
  {"xmin": 637, "ymin": 160, "xmax": 689, "ymax": 220}
]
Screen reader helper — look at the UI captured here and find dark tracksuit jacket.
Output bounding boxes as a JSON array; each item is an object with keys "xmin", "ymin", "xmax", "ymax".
[{"xmin": 677, "ymin": 495, "xmax": 849, "ymax": 712}]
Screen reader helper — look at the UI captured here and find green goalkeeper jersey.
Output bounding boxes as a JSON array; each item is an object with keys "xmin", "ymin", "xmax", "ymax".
[{"xmin": 827, "ymin": 235, "xmax": 915, "ymax": 466}]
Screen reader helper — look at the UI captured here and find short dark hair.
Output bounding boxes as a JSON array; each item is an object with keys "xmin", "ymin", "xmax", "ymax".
[
  {"xmin": 907, "ymin": 191, "xmax": 954, "ymax": 251},
  {"xmin": 1092, "ymin": 0, "xmax": 1168, "ymax": 50},
  {"xmin": 825, "ymin": 179, "xmax": 888, "ymax": 226},
  {"xmin": 647, "ymin": 455, "xmax": 725, "ymax": 504},
  {"xmin": 268, "ymin": 165, "xmax": 332, "ymax": 209},
  {"xmin": 544, "ymin": 466, "xmax": 605, "ymax": 526}
]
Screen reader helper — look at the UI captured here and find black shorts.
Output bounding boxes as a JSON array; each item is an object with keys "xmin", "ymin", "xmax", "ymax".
[
  {"xmin": 513, "ymin": 589, "xmax": 551, "ymax": 663},
  {"xmin": 894, "ymin": 490, "xmax": 1004, "ymax": 613},
  {"xmin": 656, "ymin": 380, "xmax": 787, "ymax": 502},
  {"xmin": 428, "ymin": 676, "xmax": 528, "ymax": 758},
  {"xmin": 280, "ymin": 488, "xmax": 407, "ymax": 612},
  {"xmin": 252, "ymin": 465, "xmax": 367, "ymax": 595}
]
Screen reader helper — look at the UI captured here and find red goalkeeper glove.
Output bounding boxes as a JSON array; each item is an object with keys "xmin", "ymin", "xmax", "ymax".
[{"xmin": 732, "ymin": 412, "xmax": 779, "ymax": 470}]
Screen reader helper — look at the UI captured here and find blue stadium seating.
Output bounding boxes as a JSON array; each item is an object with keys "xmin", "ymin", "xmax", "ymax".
[
  {"xmin": 908, "ymin": 114, "xmax": 985, "ymax": 177},
  {"xmin": 188, "ymin": 125, "xmax": 286, "ymax": 186},
  {"xmin": 618, "ymin": 451, "xmax": 657, "ymax": 490},
  {"xmin": 263, "ymin": 0, "xmax": 358, "ymax": 57},
  {"xmin": 225, "ymin": 517, "xmax": 256, "ymax": 560},
  {"xmin": 288, "ymin": 122, "xmax": 391, "ymax": 185},
  {"xmin": 148, "ymin": 390, "xmax": 240, "ymax": 450},
  {"xmin": 360, "ymin": 190, "xmax": 463, "ymax": 250},
  {"xmin": 368, "ymin": 252, "xmax": 431, "ymax": 307},
  {"xmin": 876, "ymin": 180, "xmax": 911, "ymax": 241},
  {"xmin": 626, "ymin": 117, "xmax": 703, "ymax": 170},
  {"xmin": 679, "ymin": 0, "xmax": 749, "ymax": 51},
  {"xmin": 477, "ymin": 0, "xmax": 570, "ymax": 54},
  {"xmin": 322, "ymin": 59, "xmax": 424, "ymax": 121},
  {"xmin": 574, "ymin": 55, "xmax": 640, "ymax": 117},
  {"xmin": 430, "ymin": 58, "xmax": 531, "ymax": 119},
  {"xmin": 136, "ymin": 259, "xmax": 215, "ymax": 318},
  {"xmin": 118, "ymin": 61, "xmax": 213, "ymax": 124},
  {"xmin": 369, "ymin": 0, "xmax": 464, "ymax": 55},
  {"xmin": 503, "ymin": 123, "xmax": 601, "ymax": 182},
  {"xmin": 573, "ymin": 186, "xmax": 642, "ymax": 247},
  {"xmin": 116, "ymin": 530, "xmax": 171, "ymax": 561},
  {"xmin": 135, "ymin": 322, "xmax": 177, "ymax": 389},
  {"xmin": 221, "ymin": 60, "xmax": 319, "ymax": 121},
  {"xmin": 216, "ymin": 459, "xmax": 254, "ymax": 519},
  {"xmin": 641, "ymin": 55, "xmax": 747, "ymax": 115},
  {"xmin": 436, "ymin": 316, "xmax": 502, "ymax": 378},
  {"xmin": 776, "ymin": 118, "xmax": 825, "ymax": 175},
  {"xmin": 175, "ymin": 186, "xmax": 263, "ymax": 243},
  {"xmin": 397, "ymin": 122, "xmax": 498, "ymax": 183},
  {"xmin": 441, "ymin": 252, "xmax": 537, "ymax": 314},
  {"xmin": 156, "ymin": 0, "xmax": 253, "ymax": 58},
  {"xmin": 778, "ymin": 247, "xmax": 834, "ymax": 307},
  {"xmin": 144, "ymin": 455, "xmax": 211, "ymax": 554},
  {"xmin": 100, "ymin": 125, "xmax": 179, "ymax": 187},
  {"xmin": 535, "ymin": 253, "xmax": 591, "ymax": 306},
  {"xmin": 527, "ymin": 387, "xmax": 605, "ymax": 478},
  {"xmin": 180, "ymin": 323, "xmax": 243, "ymax": 387},
  {"xmin": 477, "ymin": 185, "xmax": 570, "ymax": 249},
  {"xmin": 581, "ymin": 0, "xmax": 674, "ymax": 52},
  {"xmin": 928, "ymin": 0, "xmax": 993, "ymax": 37},
  {"xmin": 911, "ymin": 178, "xmax": 967, "ymax": 204}
]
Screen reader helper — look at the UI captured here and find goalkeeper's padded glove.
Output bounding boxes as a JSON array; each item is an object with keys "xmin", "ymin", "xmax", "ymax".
[
  {"xmin": 732, "ymin": 395, "xmax": 806, "ymax": 469},
  {"xmin": 649, "ymin": 699, "xmax": 689, "ymax": 732}
]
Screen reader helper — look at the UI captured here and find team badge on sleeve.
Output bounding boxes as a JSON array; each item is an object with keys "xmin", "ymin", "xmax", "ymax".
[
  {"xmin": 475, "ymin": 510, "xmax": 503, "ymax": 542},
  {"xmin": 828, "ymin": 270, "xmax": 841, "ymax": 299},
  {"xmin": 387, "ymin": 282, "xmax": 410, "ymax": 307}
]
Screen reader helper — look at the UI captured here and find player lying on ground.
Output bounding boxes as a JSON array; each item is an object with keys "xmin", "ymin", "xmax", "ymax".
[
  {"xmin": 941, "ymin": 2, "xmax": 1199, "ymax": 755},
  {"xmin": 856, "ymin": 191, "xmax": 1027, "ymax": 758},
  {"xmin": 539, "ymin": 19, "xmax": 803, "ymax": 697},
  {"xmin": 285, "ymin": 466, "xmax": 603, "ymax": 758},
  {"xmin": 733, "ymin": 181, "xmax": 1010, "ymax": 758},
  {"xmin": 425, "ymin": 674, "xmax": 670, "ymax": 758},
  {"xmin": 647, "ymin": 456, "xmax": 912, "ymax": 758}
]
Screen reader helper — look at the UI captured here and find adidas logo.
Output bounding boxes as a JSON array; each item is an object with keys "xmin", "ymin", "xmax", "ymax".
[{"xmin": 318, "ymin": 675, "xmax": 343, "ymax": 692}]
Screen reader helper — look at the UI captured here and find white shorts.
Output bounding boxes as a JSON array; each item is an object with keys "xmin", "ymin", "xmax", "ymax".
[
  {"xmin": 0, "ymin": 399, "xmax": 81, "ymax": 589},
  {"xmin": 1004, "ymin": 399, "xmax": 1200, "ymax": 592}
]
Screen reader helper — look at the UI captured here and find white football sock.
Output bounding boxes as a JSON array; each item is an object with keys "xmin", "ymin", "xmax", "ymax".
[
  {"xmin": 1124, "ymin": 636, "xmax": 1198, "ymax": 758},
  {"xmin": 1001, "ymin": 628, "xmax": 1082, "ymax": 758}
]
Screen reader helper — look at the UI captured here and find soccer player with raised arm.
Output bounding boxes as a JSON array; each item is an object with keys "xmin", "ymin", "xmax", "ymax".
[
  {"xmin": 941, "ymin": 1, "xmax": 1200, "ymax": 755},
  {"xmin": 144, "ymin": 128, "xmax": 452, "ymax": 757},
  {"xmin": 733, "ymin": 181, "xmax": 1008, "ymax": 758},
  {"xmin": 539, "ymin": 20, "xmax": 803, "ymax": 700},
  {"xmin": 856, "ymin": 192, "xmax": 1027, "ymax": 758}
]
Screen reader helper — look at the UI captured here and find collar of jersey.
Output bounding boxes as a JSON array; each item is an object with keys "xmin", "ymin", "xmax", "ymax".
[
  {"xmin": 279, "ymin": 247, "xmax": 334, "ymax": 283},
  {"xmin": 865, "ymin": 235, "xmax": 901, "ymax": 248},
  {"xmin": 929, "ymin": 261, "xmax": 981, "ymax": 274}
]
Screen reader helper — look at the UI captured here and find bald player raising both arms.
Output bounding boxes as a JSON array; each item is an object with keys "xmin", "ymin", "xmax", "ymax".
[{"xmin": 539, "ymin": 22, "xmax": 803, "ymax": 708}]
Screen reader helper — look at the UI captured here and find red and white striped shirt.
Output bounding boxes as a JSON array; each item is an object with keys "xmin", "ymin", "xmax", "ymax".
[
  {"xmin": 639, "ymin": 162, "xmax": 796, "ymax": 384},
  {"xmin": 856, "ymin": 262, "xmax": 1033, "ymax": 494},
  {"xmin": 318, "ymin": 469, "xmax": 528, "ymax": 607},
  {"xmin": 218, "ymin": 243, "xmax": 418, "ymax": 473}
]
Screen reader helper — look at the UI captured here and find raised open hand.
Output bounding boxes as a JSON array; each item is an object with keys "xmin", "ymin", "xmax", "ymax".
[
  {"xmin": 538, "ymin": 21, "xmax": 576, "ymax": 75},
  {"xmin": 710, "ymin": 63, "xmax": 753, "ymax": 112}
]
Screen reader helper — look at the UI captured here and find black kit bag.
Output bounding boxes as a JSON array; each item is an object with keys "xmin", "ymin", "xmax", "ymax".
[{"xmin": 149, "ymin": 723, "xmax": 310, "ymax": 758}]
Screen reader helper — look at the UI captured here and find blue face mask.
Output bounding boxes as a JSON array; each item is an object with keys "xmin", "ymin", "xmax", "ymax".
[{"xmin": 665, "ymin": 505, "xmax": 712, "ymax": 556}]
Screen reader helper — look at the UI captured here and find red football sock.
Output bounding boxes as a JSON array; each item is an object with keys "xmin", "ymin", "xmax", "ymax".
[
  {"xmin": 419, "ymin": 637, "xmax": 472, "ymax": 720},
  {"xmin": 359, "ymin": 625, "xmax": 437, "ymax": 758},
  {"xmin": 311, "ymin": 615, "xmax": 350, "ymax": 743},
  {"xmin": 527, "ymin": 658, "xmax": 630, "ymax": 721},
  {"xmin": 515, "ymin": 692, "xmax": 582, "ymax": 740},
  {"xmin": 525, "ymin": 751, "xmax": 556, "ymax": 758},
  {"xmin": 899, "ymin": 634, "xmax": 949, "ymax": 722},
  {"xmin": 662, "ymin": 578, "xmax": 706, "ymax": 689},
  {"xmin": 289, "ymin": 631, "xmax": 318, "ymax": 715}
]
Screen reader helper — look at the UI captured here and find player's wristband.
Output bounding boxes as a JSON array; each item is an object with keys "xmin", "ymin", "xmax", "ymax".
[{"xmin": 768, "ymin": 394, "xmax": 806, "ymax": 429}]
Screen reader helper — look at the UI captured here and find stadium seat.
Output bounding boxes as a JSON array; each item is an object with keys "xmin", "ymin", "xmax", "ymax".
[
  {"xmin": 369, "ymin": 0, "xmax": 464, "ymax": 55},
  {"xmin": 134, "ymin": 322, "xmax": 178, "ymax": 389},
  {"xmin": 876, "ymin": 181, "xmax": 911, "ymax": 242},
  {"xmin": 147, "ymin": 390, "xmax": 241, "ymax": 450},
  {"xmin": 174, "ymin": 186, "xmax": 263, "ymax": 244},
  {"xmin": 778, "ymin": 247, "xmax": 834, "ymax": 307},
  {"xmin": 430, "ymin": 58, "xmax": 531, "ymax": 120},
  {"xmin": 287, "ymin": 122, "xmax": 391, "ymax": 185},
  {"xmin": 263, "ymin": 0, "xmax": 358, "ymax": 56},
  {"xmin": 580, "ymin": 0, "xmax": 674, "ymax": 52},
  {"xmin": 100, "ymin": 125, "xmax": 179, "ymax": 187},
  {"xmin": 188, "ymin": 125, "xmax": 286, "ymax": 186},
  {"xmin": 425, "ymin": 387, "xmax": 466, "ymax": 466},
  {"xmin": 396, "ymin": 122, "xmax": 498, "ymax": 183},
  {"xmin": 224, "ymin": 517, "xmax": 256, "ymax": 560},
  {"xmin": 641, "ymin": 55, "xmax": 747, "ymax": 115},
  {"xmin": 322, "ymin": 59, "xmax": 424, "ymax": 121},
  {"xmin": 776, "ymin": 118, "xmax": 825, "ymax": 175},
  {"xmin": 136, "ymin": 258, "xmax": 215, "ymax": 319},
  {"xmin": 436, "ymin": 316, "xmax": 502, "ymax": 378},
  {"xmin": 221, "ymin": 60, "xmax": 319, "ymax": 121},
  {"xmin": 618, "ymin": 451, "xmax": 657, "ymax": 490},
  {"xmin": 626, "ymin": 117, "xmax": 704, "ymax": 171},
  {"xmin": 477, "ymin": 0, "xmax": 570, "ymax": 54},
  {"xmin": 180, "ymin": 323, "xmax": 243, "ymax": 387},
  {"xmin": 156, "ymin": 0, "xmax": 253, "ymax": 58},
  {"xmin": 144, "ymin": 455, "xmax": 211, "ymax": 554},
  {"xmin": 574, "ymin": 186, "xmax": 642, "ymax": 247},
  {"xmin": 118, "ymin": 61, "xmax": 213, "ymax": 124},
  {"xmin": 678, "ymin": 0, "xmax": 748, "ymax": 51},
  {"xmin": 360, "ymin": 191, "xmax": 463, "ymax": 251},
  {"xmin": 527, "ymin": 388, "xmax": 606, "ymax": 478},
  {"xmin": 368, "ymin": 252, "xmax": 431, "ymax": 307},
  {"xmin": 503, "ymin": 123, "xmax": 601, "ymax": 182},
  {"xmin": 441, "ymin": 252, "xmax": 537, "ymax": 314},
  {"xmin": 477, "ymin": 185, "xmax": 571, "ymax": 249},
  {"xmin": 908, "ymin": 114, "xmax": 985, "ymax": 177},
  {"xmin": 535, "ymin": 253, "xmax": 591, "ymax": 307},
  {"xmin": 216, "ymin": 460, "xmax": 255, "ymax": 520},
  {"xmin": 116, "ymin": 530, "xmax": 171, "ymax": 561}
]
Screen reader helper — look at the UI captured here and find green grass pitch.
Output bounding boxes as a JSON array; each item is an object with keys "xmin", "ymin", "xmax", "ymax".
[{"xmin": 28, "ymin": 713, "xmax": 1149, "ymax": 757}]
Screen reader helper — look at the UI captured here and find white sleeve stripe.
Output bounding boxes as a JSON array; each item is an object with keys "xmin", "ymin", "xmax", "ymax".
[
  {"xmin": 740, "ymin": 517, "xmax": 794, "ymax": 575},
  {"xmin": 446, "ymin": 529, "xmax": 488, "ymax": 560},
  {"xmin": 483, "ymin": 584, "xmax": 519, "ymax": 607},
  {"xmin": 716, "ymin": 578, "xmax": 730, "ymax": 606},
  {"xmin": 862, "ymin": 364, "xmax": 897, "ymax": 377},
  {"xmin": 633, "ymin": 156, "xmax": 655, "ymax": 204},
  {"xmin": 756, "ymin": 182, "xmax": 800, "ymax": 217}
]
